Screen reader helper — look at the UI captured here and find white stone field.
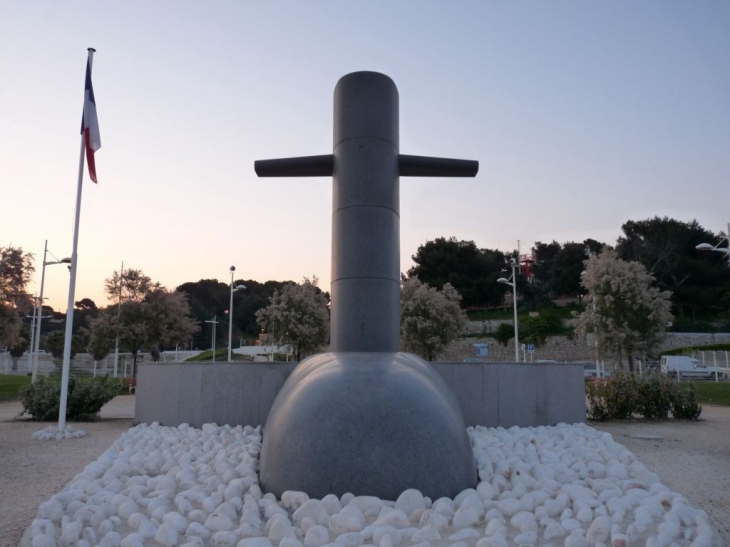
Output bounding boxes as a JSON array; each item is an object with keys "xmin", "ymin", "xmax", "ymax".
[{"xmin": 26, "ymin": 422, "xmax": 720, "ymax": 547}]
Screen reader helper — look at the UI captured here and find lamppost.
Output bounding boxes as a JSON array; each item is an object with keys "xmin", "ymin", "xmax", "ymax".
[
  {"xmin": 696, "ymin": 223, "xmax": 730, "ymax": 265},
  {"xmin": 26, "ymin": 305, "xmax": 38, "ymax": 373},
  {"xmin": 205, "ymin": 316, "xmax": 218, "ymax": 362},
  {"xmin": 498, "ymin": 257, "xmax": 520, "ymax": 362},
  {"xmin": 32, "ymin": 240, "xmax": 71, "ymax": 382},
  {"xmin": 228, "ymin": 265, "xmax": 247, "ymax": 362},
  {"xmin": 113, "ymin": 261, "xmax": 124, "ymax": 378}
]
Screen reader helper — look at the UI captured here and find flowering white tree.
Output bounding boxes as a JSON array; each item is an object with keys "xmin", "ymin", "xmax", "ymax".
[
  {"xmin": 255, "ymin": 277, "xmax": 329, "ymax": 360},
  {"xmin": 575, "ymin": 248, "xmax": 673, "ymax": 372},
  {"xmin": 401, "ymin": 277, "xmax": 467, "ymax": 361}
]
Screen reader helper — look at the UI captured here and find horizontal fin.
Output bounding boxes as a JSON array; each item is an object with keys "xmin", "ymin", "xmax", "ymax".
[
  {"xmin": 399, "ymin": 154, "xmax": 478, "ymax": 177},
  {"xmin": 255, "ymin": 155, "xmax": 334, "ymax": 177}
]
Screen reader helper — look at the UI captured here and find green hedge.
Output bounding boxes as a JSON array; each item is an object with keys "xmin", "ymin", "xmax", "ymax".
[
  {"xmin": 586, "ymin": 372, "xmax": 702, "ymax": 421},
  {"xmin": 662, "ymin": 344, "xmax": 730, "ymax": 356}
]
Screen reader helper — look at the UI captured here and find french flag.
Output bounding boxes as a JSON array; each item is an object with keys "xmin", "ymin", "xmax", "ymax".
[{"xmin": 80, "ymin": 57, "xmax": 101, "ymax": 183}]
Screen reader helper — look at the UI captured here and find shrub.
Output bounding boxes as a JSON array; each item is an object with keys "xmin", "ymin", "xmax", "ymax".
[
  {"xmin": 603, "ymin": 372, "xmax": 638, "ymax": 420},
  {"xmin": 19, "ymin": 377, "xmax": 60, "ymax": 421},
  {"xmin": 586, "ymin": 380, "xmax": 612, "ymax": 421},
  {"xmin": 670, "ymin": 383, "xmax": 703, "ymax": 420},
  {"xmin": 635, "ymin": 373, "xmax": 672, "ymax": 419},
  {"xmin": 66, "ymin": 376, "xmax": 120, "ymax": 421},
  {"xmin": 585, "ymin": 372, "xmax": 703, "ymax": 421},
  {"xmin": 521, "ymin": 309, "xmax": 568, "ymax": 346},
  {"xmin": 19, "ymin": 375, "xmax": 119, "ymax": 422},
  {"xmin": 493, "ymin": 323, "xmax": 514, "ymax": 347}
]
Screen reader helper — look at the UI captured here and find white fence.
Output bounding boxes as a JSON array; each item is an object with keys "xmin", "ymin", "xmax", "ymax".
[{"xmin": 688, "ymin": 350, "xmax": 730, "ymax": 370}]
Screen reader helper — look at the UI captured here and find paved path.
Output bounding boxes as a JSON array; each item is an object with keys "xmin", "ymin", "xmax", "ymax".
[
  {"xmin": 594, "ymin": 405, "xmax": 730, "ymax": 544},
  {"xmin": 0, "ymin": 396, "xmax": 135, "ymax": 547}
]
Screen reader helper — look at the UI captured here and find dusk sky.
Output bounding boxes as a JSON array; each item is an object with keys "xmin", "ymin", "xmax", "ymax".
[{"xmin": 2, "ymin": 2, "xmax": 729, "ymax": 311}]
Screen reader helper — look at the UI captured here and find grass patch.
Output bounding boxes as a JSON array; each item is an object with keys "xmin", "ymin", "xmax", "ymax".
[
  {"xmin": 0, "ymin": 374, "xmax": 126, "ymax": 402},
  {"xmin": 0, "ymin": 375, "xmax": 31, "ymax": 402},
  {"xmin": 684, "ymin": 381, "xmax": 730, "ymax": 406},
  {"xmin": 185, "ymin": 348, "xmax": 252, "ymax": 362}
]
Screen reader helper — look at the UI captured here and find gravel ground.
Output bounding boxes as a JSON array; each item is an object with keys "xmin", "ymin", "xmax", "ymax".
[
  {"xmin": 593, "ymin": 405, "xmax": 730, "ymax": 545},
  {"xmin": 0, "ymin": 396, "xmax": 135, "ymax": 547},
  {"xmin": 1, "ymin": 396, "xmax": 727, "ymax": 546}
]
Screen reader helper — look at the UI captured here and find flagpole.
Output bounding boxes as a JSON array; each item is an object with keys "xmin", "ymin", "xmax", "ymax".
[{"xmin": 58, "ymin": 48, "xmax": 95, "ymax": 433}]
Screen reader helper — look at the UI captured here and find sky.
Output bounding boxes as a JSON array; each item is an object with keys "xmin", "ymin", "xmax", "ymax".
[{"xmin": 1, "ymin": 1, "xmax": 729, "ymax": 312}]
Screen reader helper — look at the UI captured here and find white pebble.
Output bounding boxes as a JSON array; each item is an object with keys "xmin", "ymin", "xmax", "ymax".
[
  {"xmin": 476, "ymin": 537, "xmax": 507, "ymax": 547},
  {"xmin": 448, "ymin": 527, "xmax": 480, "ymax": 541},
  {"xmin": 38, "ymin": 500, "xmax": 63, "ymax": 521},
  {"xmin": 282, "ymin": 491, "xmax": 310, "ymax": 510},
  {"xmin": 564, "ymin": 529, "xmax": 588, "ymax": 547},
  {"xmin": 154, "ymin": 523, "xmax": 179, "ymax": 547},
  {"xmin": 452, "ymin": 506, "xmax": 480, "ymax": 527},
  {"xmin": 269, "ymin": 519, "xmax": 297, "ymax": 545},
  {"xmin": 373, "ymin": 525, "xmax": 402, "ymax": 546},
  {"xmin": 510, "ymin": 510, "xmax": 537, "ymax": 533},
  {"xmin": 394, "ymin": 489, "xmax": 425, "ymax": 515},
  {"xmin": 238, "ymin": 538, "xmax": 273, "ymax": 547},
  {"xmin": 206, "ymin": 511, "xmax": 234, "ymax": 532},
  {"xmin": 374, "ymin": 509, "xmax": 409, "ymax": 529},
  {"xmin": 334, "ymin": 532, "xmax": 364, "ymax": 547},
  {"xmin": 212, "ymin": 531, "xmax": 239, "ymax": 547},
  {"xmin": 514, "ymin": 530, "xmax": 538, "ymax": 545},
  {"xmin": 120, "ymin": 533, "xmax": 145, "ymax": 547},
  {"xmin": 186, "ymin": 522, "xmax": 211, "ymax": 539},
  {"xmin": 321, "ymin": 494, "xmax": 342, "ymax": 515},
  {"xmin": 304, "ymin": 525, "xmax": 330, "ymax": 547},
  {"xmin": 163, "ymin": 511, "xmax": 188, "ymax": 533},
  {"xmin": 420, "ymin": 510, "xmax": 450, "ymax": 532},
  {"xmin": 412, "ymin": 525, "xmax": 441, "ymax": 542},
  {"xmin": 99, "ymin": 531, "xmax": 122, "ymax": 547},
  {"xmin": 280, "ymin": 539, "xmax": 303, "ymax": 547}
]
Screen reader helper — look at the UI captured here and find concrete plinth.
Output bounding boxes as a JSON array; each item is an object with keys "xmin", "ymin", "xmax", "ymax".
[
  {"xmin": 259, "ymin": 352, "xmax": 477, "ymax": 500},
  {"xmin": 135, "ymin": 361, "xmax": 586, "ymax": 430}
]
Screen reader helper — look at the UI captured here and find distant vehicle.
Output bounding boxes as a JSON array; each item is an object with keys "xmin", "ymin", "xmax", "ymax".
[
  {"xmin": 583, "ymin": 362, "xmax": 611, "ymax": 379},
  {"xmin": 660, "ymin": 356, "xmax": 726, "ymax": 379}
]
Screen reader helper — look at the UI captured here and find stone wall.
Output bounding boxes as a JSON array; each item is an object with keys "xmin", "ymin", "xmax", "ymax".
[{"xmin": 135, "ymin": 360, "xmax": 585, "ymax": 429}]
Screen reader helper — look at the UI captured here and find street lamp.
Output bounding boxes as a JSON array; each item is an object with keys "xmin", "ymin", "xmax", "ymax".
[
  {"xmin": 497, "ymin": 257, "xmax": 520, "ymax": 362},
  {"xmin": 32, "ymin": 240, "xmax": 71, "ymax": 382},
  {"xmin": 205, "ymin": 316, "xmax": 218, "ymax": 362},
  {"xmin": 696, "ymin": 223, "xmax": 730, "ymax": 265},
  {"xmin": 228, "ymin": 265, "xmax": 247, "ymax": 362}
]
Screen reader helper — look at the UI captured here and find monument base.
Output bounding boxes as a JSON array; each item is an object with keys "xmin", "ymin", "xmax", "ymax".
[{"xmin": 259, "ymin": 352, "xmax": 477, "ymax": 500}]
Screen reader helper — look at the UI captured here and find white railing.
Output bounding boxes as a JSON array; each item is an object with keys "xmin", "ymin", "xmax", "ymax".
[{"xmin": 691, "ymin": 350, "xmax": 730, "ymax": 370}]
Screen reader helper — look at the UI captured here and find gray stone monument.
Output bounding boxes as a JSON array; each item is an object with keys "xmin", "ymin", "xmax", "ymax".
[{"xmin": 255, "ymin": 71, "xmax": 479, "ymax": 500}]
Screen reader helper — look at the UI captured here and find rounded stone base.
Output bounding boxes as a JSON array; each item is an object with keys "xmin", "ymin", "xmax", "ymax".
[{"xmin": 259, "ymin": 352, "xmax": 477, "ymax": 500}]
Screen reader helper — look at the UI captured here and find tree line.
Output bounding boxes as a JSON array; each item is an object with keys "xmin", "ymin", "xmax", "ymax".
[
  {"xmin": 407, "ymin": 217, "xmax": 730, "ymax": 329},
  {"xmin": 2, "ymin": 216, "xmax": 728, "ymax": 368}
]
